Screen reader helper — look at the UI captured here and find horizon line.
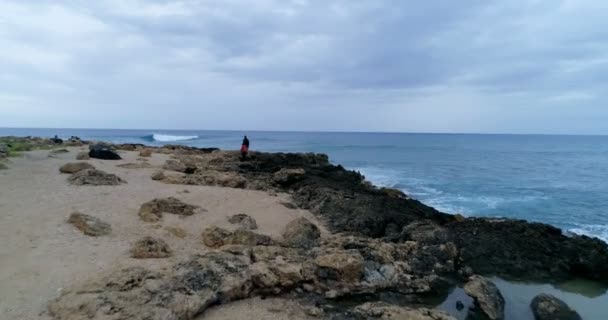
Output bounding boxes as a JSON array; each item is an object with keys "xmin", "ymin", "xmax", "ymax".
[{"xmin": 1, "ymin": 126, "xmax": 607, "ymax": 137}]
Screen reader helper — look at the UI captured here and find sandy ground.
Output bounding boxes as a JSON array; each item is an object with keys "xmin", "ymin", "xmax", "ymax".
[{"xmin": 0, "ymin": 148, "xmax": 326, "ymax": 320}]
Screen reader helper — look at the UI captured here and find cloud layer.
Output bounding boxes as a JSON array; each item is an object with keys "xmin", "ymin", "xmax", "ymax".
[{"xmin": 1, "ymin": 0, "xmax": 607, "ymax": 133}]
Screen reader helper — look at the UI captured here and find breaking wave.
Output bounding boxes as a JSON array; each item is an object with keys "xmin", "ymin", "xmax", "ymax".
[{"xmin": 144, "ymin": 134, "xmax": 199, "ymax": 142}]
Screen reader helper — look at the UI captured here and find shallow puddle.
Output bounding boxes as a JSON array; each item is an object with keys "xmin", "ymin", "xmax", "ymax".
[{"xmin": 437, "ymin": 277, "xmax": 608, "ymax": 320}]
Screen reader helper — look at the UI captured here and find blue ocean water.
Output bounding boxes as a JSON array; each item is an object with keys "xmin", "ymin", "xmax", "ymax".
[{"xmin": 2, "ymin": 128, "xmax": 608, "ymax": 242}]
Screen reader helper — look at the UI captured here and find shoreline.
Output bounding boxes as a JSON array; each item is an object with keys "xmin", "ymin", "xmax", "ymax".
[{"xmin": 1, "ymin": 136, "xmax": 607, "ymax": 320}]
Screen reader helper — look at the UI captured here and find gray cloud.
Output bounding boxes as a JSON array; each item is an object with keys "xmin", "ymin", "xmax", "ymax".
[{"xmin": 1, "ymin": 0, "xmax": 607, "ymax": 133}]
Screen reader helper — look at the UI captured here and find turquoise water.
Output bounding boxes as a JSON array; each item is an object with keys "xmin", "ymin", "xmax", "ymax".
[{"xmin": 2, "ymin": 128, "xmax": 608, "ymax": 242}]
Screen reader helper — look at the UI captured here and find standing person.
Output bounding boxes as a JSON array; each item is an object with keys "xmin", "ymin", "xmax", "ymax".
[{"xmin": 240, "ymin": 135, "xmax": 250, "ymax": 160}]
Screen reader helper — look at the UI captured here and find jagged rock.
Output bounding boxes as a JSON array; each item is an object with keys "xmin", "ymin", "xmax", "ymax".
[
  {"xmin": 139, "ymin": 197, "xmax": 201, "ymax": 222},
  {"xmin": 89, "ymin": 143, "xmax": 121, "ymax": 160},
  {"xmin": 226, "ymin": 230, "xmax": 273, "ymax": 246},
  {"xmin": 75, "ymin": 151, "xmax": 90, "ymax": 160},
  {"xmin": 59, "ymin": 162, "xmax": 95, "ymax": 174},
  {"xmin": 139, "ymin": 149, "xmax": 152, "ymax": 157},
  {"xmin": 464, "ymin": 276, "xmax": 505, "ymax": 320},
  {"xmin": 282, "ymin": 217, "xmax": 321, "ymax": 249},
  {"xmin": 68, "ymin": 169, "xmax": 125, "ymax": 186},
  {"xmin": 353, "ymin": 302, "xmax": 456, "ymax": 320},
  {"xmin": 273, "ymin": 168, "xmax": 306, "ymax": 185},
  {"xmin": 67, "ymin": 212, "xmax": 111, "ymax": 236},
  {"xmin": 202, "ymin": 226, "xmax": 232, "ymax": 248},
  {"xmin": 228, "ymin": 214, "xmax": 258, "ymax": 230},
  {"xmin": 315, "ymin": 251, "xmax": 364, "ymax": 282},
  {"xmin": 530, "ymin": 294, "xmax": 582, "ymax": 320},
  {"xmin": 165, "ymin": 226, "xmax": 188, "ymax": 238},
  {"xmin": 151, "ymin": 170, "xmax": 165, "ymax": 180},
  {"xmin": 401, "ymin": 220, "xmax": 450, "ymax": 245},
  {"xmin": 131, "ymin": 237, "xmax": 172, "ymax": 258}
]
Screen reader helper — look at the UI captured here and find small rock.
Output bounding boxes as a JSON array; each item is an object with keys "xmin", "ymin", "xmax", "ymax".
[
  {"xmin": 165, "ymin": 226, "xmax": 188, "ymax": 238},
  {"xmin": 59, "ymin": 162, "xmax": 95, "ymax": 174},
  {"xmin": 49, "ymin": 149, "xmax": 69, "ymax": 156},
  {"xmin": 76, "ymin": 151, "xmax": 90, "ymax": 160},
  {"xmin": 464, "ymin": 275, "xmax": 505, "ymax": 320},
  {"xmin": 228, "ymin": 214, "xmax": 258, "ymax": 230},
  {"xmin": 117, "ymin": 162, "xmax": 151, "ymax": 169},
  {"xmin": 131, "ymin": 237, "xmax": 172, "ymax": 259},
  {"xmin": 68, "ymin": 212, "xmax": 111, "ymax": 236},
  {"xmin": 201, "ymin": 226, "xmax": 232, "ymax": 248},
  {"xmin": 151, "ymin": 170, "xmax": 165, "ymax": 181},
  {"xmin": 139, "ymin": 149, "xmax": 152, "ymax": 157},
  {"xmin": 530, "ymin": 293, "xmax": 581, "ymax": 320},
  {"xmin": 138, "ymin": 197, "xmax": 201, "ymax": 222},
  {"xmin": 68, "ymin": 169, "xmax": 125, "ymax": 186},
  {"xmin": 282, "ymin": 217, "xmax": 320, "ymax": 249},
  {"xmin": 302, "ymin": 305, "xmax": 324, "ymax": 317}
]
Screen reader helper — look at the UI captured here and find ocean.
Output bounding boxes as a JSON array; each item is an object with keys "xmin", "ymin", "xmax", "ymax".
[{"xmin": 2, "ymin": 127, "xmax": 608, "ymax": 243}]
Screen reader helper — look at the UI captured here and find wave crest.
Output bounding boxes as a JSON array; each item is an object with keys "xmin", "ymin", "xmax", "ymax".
[{"xmin": 147, "ymin": 134, "xmax": 199, "ymax": 142}]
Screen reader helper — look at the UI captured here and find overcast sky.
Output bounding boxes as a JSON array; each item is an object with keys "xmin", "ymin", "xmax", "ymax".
[{"xmin": 1, "ymin": 0, "xmax": 607, "ymax": 134}]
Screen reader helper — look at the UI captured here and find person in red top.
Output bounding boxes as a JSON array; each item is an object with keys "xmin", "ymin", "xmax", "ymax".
[{"xmin": 240, "ymin": 135, "xmax": 249, "ymax": 160}]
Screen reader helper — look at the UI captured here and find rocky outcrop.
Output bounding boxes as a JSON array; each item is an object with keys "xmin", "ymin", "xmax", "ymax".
[
  {"xmin": 201, "ymin": 226, "xmax": 273, "ymax": 248},
  {"xmin": 138, "ymin": 197, "xmax": 202, "ymax": 222},
  {"xmin": 530, "ymin": 294, "xmax": 582, "ymax": 320},
  {"xmin": 463, "ymin": 276, "xmax": 505, "ymax": 320},
  {"xmin": 282, "ymin": 217, "xmax": 321, "ymax": 249},
  {"xmin": 273, "ymin": 168, "xmax": 306, "ymax": 186},
  {"xmin": 75, "ymin": 151, "xmax": 90, "ymax": 160},
  {"xmin": 67, "ymin": 212, "xmax": 111, "ymax": 236},
  {"xmin": 89, "ymin": 143, "xmax": 121, "ymax": 160},
  {"xmin": 67, "ymin": 169, "xmax": 125, "ymax": 186},
  {"xmin": 59, "ymin": 162, "xmax": 95, "ymax": 174},
  {"xmin": 352, "ymin": 302, "xmax": 456, "ymax": 320},
  {"xmin": 131, "ymin": 237, "xmax": 172, "ymax": 258},
  {"xmin": 49, "ymin": 232, "xmax": 458, "ymax": 320},
  {"xmin": 228, "ymin": 214, "xmax": 258, "ymax": 230}
]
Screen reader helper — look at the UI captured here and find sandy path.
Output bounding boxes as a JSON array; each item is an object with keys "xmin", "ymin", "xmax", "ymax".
[{"xmin": 0, "ymin": 148, "xmax": 326, "ymax": 320}]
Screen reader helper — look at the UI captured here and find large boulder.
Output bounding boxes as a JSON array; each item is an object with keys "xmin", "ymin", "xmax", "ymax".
[
  {"xmin": 59, "ymin": 162, "xmax": 95, "ymax": 174},
  {"xmin": 67, "ymin": 212, "xmax": 111, "ymax": 236},
  {"xmin": 68, "ymin": 169, "xmax": 125, "ymax": 186},
  {"xmin": 131, "ymin": 237, "xmax": 172, "ymax": 259},
  {"xmin": 228, "ymin": 214, "xmax": 258, "ymax": 230},
  {"xmin": 89, "ymin": 143, "xmax": 121, "ymax": 160},
  {"xmin": 282, "ymin": 217, "xmax": 321, "ymax": 249},
  {"xmin": 464, "ymin": 276, "xmax": 505, "ymax": 320},
  {"xmin": 314, "ymin": 251, "xmax": 364, "ymax": 282},
  {"xmin": 138, "ymin": 197, "xmax": 202, "ymax": 222},
  {"xmin": 530, "ymin": 294, "xmax": 581, "ymax": 320}
]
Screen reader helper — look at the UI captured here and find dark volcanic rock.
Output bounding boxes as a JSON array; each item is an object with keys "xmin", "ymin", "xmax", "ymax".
[
  {"xmin": 530, "ymin": 294, "xmax": 581, "ymax": 320},
  {"xmin": 450, "ymin": 218, "xmax": 608, "ymax": 283},
  {"xmin": 89, "ymin": 143, "xmax": 121, "ymax": 160}
]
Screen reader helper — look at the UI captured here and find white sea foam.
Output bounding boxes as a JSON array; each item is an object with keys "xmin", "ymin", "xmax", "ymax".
[
  {"xmin": 152, "ymin": 134, "xmax": 198, "ymax": 142},
  {"xmin": 354, "ymin": 166, "xmax": 401, "ymax": 188},
  {"xmin": 569, "ymin": 224, "xmax": 608, "ymax": 243}
]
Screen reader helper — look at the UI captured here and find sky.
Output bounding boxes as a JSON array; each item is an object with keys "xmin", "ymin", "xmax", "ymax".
[{"xmin": 0, "ymin": 0, "xmax": 607, "ymax": 134}]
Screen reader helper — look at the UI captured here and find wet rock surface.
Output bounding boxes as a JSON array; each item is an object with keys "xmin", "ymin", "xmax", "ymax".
[
  {"xmin": 67, "ymin": 212, "xmax": 111, "ymax": 236},
  {"xmin": 67, "ymin": 169, "xmax": 125, "ymax": 186},
  {"xmin": 530, "ymin": 294, "xmax": 582, "ymax": 320},
  {"xmin": 59, "ymin": 162, "xmax": 95, "ymax": 174},
  {"xmin": 464, "ymin": 276, "xmax": 505, "ymax": 320}
]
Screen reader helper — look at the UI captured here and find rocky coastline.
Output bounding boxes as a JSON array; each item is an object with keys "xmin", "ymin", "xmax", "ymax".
[{"xmin": 1, "ymin": 136, "xmax": 605, "ymax": 320}]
